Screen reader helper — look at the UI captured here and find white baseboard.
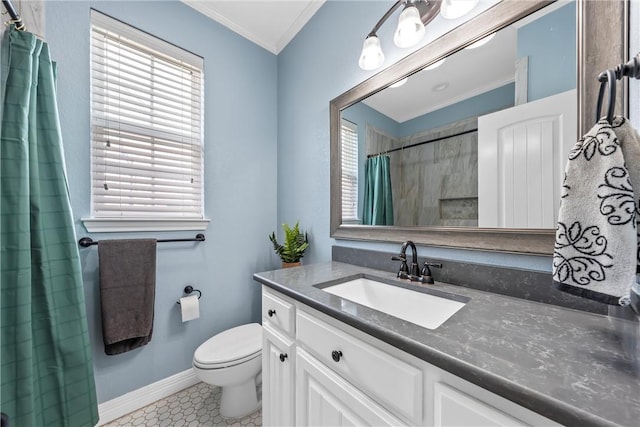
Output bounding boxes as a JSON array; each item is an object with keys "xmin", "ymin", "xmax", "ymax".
[{"xmin": 97, "ymin": 369, "xmax": 200, "ymax": 425}]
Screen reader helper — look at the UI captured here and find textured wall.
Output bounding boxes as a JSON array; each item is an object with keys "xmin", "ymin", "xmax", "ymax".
[
  {"xmin": 45, "ymin": 1, "xmax": 278, "ymax": 402},
  {"xmin": 391, "ymin": 118, "xmax": 479, "ymax": 227}
]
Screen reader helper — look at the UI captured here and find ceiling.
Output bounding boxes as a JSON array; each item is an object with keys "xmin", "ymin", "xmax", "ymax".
[
  {"xmin": 180, "ymin": 0, "xmax": 325, "ymax": 54},
  {"xmin": 363, "ymin": 26, "xmax": 517, "ymax": 123},
  {"xmin": 180, "ymin": 0, "xmax": 567, "ymax": 122}
]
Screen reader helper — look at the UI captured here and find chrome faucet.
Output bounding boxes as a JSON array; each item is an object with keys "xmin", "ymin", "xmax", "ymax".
[{"xmin": 392, "ymin": 240, "xmax": 442, "ymax": 284}]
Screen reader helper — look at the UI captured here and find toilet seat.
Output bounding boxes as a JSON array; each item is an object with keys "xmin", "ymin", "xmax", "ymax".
[
  {"xmin": 193, "ymin": 350, "xmax": 261, "ymax": 369},
  {"xmin": 194, "ymin": 323, "xmax": 262, "ymax": 369}
]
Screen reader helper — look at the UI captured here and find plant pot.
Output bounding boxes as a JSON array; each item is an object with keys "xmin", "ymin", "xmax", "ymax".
[{"xmin": 282, "ymin": 261, "xmax": 301, "ymax": 268}]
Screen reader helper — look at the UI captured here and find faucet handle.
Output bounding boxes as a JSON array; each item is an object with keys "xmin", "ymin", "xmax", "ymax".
[
  {"xmin": 419, "ymin": 262, "xmax": 442, "ymax": 284},
  {"xmin": 392, "ymin": 254, "xmax": 409, "ymax": 278}
]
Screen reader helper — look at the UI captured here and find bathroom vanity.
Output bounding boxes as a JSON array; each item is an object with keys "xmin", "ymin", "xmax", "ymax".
[{"xmin": 254, "ymin": 262, "xmax": 640, "ymax": 427}]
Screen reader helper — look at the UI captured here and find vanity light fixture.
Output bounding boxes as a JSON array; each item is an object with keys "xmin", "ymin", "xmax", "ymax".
[
  {"xmin": 394, "ymin": 3, "xmax": 426, "ymax": 48},
  {"xmin": 359, "ymin": 0, "xmax": 479, "ymax": 71},
  {"xmin": 359, "ymin": 0, "xmax": 439, "ymax": 70}
]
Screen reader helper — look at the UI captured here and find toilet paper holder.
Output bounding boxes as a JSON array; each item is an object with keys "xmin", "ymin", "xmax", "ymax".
[{"xmin": 176, "ymin": 285, "xmax": 202, "ymax": 304}]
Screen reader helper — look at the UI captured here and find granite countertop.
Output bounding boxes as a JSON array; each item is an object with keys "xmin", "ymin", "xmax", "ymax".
[{"xmin": 253, "ymin": 261, "xmax": 640, "ymax": 427}]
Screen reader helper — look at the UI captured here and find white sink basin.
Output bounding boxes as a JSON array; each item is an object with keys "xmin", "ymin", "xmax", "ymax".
[{"xmin": 321, "ymin": 277, "xmax": 467, "ymax": 330}]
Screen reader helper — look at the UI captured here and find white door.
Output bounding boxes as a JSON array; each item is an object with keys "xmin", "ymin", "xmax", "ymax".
[
  {"xmin": 478, "ymin": 89, "xmax": 576, "ymax": 228},
  {"xmin": 262, "ymin": 323, "xmax": 295, "ymax": 427},
  {"xmin": 295, "ymin": 348, "xmax": 406, "ymax": 427}
]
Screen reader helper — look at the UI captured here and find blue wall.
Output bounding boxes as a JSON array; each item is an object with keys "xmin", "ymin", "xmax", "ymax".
[
  {"xmin": 518, "ymin": 2, "xmax": 576, "ymax": 101},
  {"xmin": 277, "ymin": 0, "xmax": 551, "ymax": 271},
  {"xmin": 342, "ymin": 101, "xmax": 401, "ymax": 138},
  {"xmin": 45, "ymin": 1, "xmax": 278, "ymax": 403}
]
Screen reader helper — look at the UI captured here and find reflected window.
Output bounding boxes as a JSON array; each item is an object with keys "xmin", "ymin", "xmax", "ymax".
[{"xmin": 341, "ymin": 120, "xmax": 358, "ymax": 221}]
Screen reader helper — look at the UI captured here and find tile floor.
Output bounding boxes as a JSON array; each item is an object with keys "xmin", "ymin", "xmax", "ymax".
[{"xmin": 102, "ymin": 382, "xmax": 262, "ymax": 427}]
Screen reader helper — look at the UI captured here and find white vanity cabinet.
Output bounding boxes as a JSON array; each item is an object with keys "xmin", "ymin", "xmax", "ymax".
[{"xmin": 261, "ymin": 286, "xmax": 561, "ymax": 427}]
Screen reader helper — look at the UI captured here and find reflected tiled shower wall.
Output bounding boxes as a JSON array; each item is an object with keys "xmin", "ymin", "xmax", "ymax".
[{"xmin": 366, "ymin": 118, "xmax": 478, "ymax": 226}]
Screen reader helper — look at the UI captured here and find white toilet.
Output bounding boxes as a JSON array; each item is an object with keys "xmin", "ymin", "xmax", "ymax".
[{"xmin": 192, "ymin": 323, "xmax": 262, "ymax": 418}]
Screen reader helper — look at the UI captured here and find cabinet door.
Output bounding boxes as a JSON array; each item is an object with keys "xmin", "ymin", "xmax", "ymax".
[
  {"xmin": 296, "ymin": 348, "xmax": 407, "ymax": 427},
  {"xmin": 434, "ymin": 382, "xmax": 528, "ymax": 427},
  {"xmin": 263, "ymin": 323, "xmax": 294, "ymax": 427}
]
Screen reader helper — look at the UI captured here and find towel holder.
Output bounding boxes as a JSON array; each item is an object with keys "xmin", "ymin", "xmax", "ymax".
[
  {"xmin": 78, "ymin": 233, "xmax": 205, "ymax": 248},
  {"xmin": 596, "ymin": 54, "xmax": 640, "ymax": 124},
  {"xmin": 176, "ymin": 285, "xmax": 202, "ymax": 305}
]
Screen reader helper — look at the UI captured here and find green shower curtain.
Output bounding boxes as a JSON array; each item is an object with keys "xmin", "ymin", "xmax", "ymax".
[
  {"xmin": 1, "ymin": 27, "xmax": 98, "ymax": 427},
  {"xmin": 362, "ymin": 155, "xmax": 394, "ymax": 225}
]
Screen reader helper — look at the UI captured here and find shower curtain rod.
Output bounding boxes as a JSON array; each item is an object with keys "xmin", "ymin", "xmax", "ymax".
[
  {"xmin": 367, "ymin": 127, "xmax": 478, "ymax": 158},
  {"xmin": 2, "ymin": 0, "xmax": 24, "ymax": 30},
  {"xmin": 78, "ymin": 233, "xmax": 206, "ymax": 248}
]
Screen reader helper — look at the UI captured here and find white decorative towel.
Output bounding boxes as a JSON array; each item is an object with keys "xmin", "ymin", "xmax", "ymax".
[{"xmin": 553, "ymin": 117, "xmax": 640, "ymax": 305}]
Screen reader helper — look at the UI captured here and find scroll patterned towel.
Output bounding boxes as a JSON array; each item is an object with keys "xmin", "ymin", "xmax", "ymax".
[
  {"xmin": 99, "ymin": 239, "xmax": 157, "ymax": 355},
  {"xmin": 553, "ymin": 117, "xmax": 640, "ymax": 305}
]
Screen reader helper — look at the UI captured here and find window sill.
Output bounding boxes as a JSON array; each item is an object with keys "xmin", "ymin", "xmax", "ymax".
[
  {"xmin": 81, "ymin": 218, "xmax": 210, "ymax": 233},
  {"xmin": 342, "ymin": 219, "xmax": 362, "ymax": 225}
]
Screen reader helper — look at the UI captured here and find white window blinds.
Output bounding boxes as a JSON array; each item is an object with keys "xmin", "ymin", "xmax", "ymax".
[
  {"xmin": 341, "ymin": 120, "xmax": 358, "ymax": 221},
  {"xmin": 90, "ymin": 11, "xmax": 204, "ymax": 219}
]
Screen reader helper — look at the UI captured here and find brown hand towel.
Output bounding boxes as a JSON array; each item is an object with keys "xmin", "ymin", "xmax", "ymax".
[{"xmin": 99, "ymin": 239, "xmax": 157, "ymax": 355}]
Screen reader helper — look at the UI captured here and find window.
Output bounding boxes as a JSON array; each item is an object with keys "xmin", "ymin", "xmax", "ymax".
[
  {"xmin": 85, "ymin": 11, "xmax": 207, "ymax": 232},
  {"xmin": 341, "ymin": 119, "xmax": 358, "ymax": 221}
]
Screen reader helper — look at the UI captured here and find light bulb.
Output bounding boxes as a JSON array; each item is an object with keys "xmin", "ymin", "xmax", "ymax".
[
  {"xmin": 440, "ymin": 0, "xmax": 479, "ymax": 20},
  {"xmin": 358, "ymin": 35, "xmax": 385, "ymax": 70},
  {"xmin": 394, "ymin": 5, "xmax": 426, "ymax": 48}
]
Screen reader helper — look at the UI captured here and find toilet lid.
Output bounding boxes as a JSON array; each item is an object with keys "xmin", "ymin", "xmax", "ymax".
[{"xmin": 194, "ymin": 323, "xmax": 262, "ymax": 368}]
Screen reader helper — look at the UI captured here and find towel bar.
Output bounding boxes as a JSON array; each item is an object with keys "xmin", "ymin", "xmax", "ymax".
[{"xmin": 78, "ymin": 234, "xmax": 205, "ymax": 247}]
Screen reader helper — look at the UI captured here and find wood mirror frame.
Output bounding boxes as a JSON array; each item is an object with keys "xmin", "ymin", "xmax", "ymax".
[{"xmin": 330, "ymin": 0, "xmax": 628, "ymax": 255}]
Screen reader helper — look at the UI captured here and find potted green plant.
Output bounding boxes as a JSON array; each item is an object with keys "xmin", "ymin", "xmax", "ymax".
[{"xmin": 269, "ymin": 222, "xmax": 310, "ymax": 268}]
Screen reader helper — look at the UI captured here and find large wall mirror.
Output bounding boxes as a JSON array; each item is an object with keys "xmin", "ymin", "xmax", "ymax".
[{"xmin": 330, "ymin": 0, "xmax": 628, "ymax": 255}]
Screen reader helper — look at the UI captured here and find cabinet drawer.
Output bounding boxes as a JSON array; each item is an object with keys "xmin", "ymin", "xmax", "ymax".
[
  {"xmin": 262, "ymin": 287, "xmax": 295, "ymax": 336},
  {"xmin": 297, "ymin": 309, "xmax": 422, "ymax": 424}
]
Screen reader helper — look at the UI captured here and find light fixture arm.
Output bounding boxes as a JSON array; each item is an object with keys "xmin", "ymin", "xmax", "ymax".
[
  {"xmin": 359, "ymin": 0, "xmax": 444, "ymax": 71},
  {"xmin": 367, "ymin": 0, "xmax": 405, "ymax": 38},
  {"xmin": 366, "ymin": 0, "xmax": 443, "ymax": 38}
]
